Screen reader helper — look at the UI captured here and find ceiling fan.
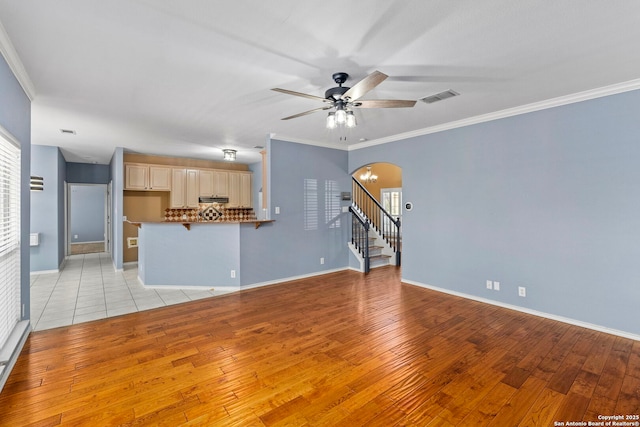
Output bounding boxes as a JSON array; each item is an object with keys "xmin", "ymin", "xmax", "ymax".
[{"xmin": 272, "ymin": 70, "xmax": 416, "ymax": 128}]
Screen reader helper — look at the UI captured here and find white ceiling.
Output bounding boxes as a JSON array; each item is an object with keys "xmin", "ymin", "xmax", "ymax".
[{"xmin": 2, "ymin": 1, "xmax": 640, "ymax": 164}]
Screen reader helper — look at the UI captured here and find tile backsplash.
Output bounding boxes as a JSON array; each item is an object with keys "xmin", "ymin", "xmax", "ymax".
[{"xmin": 164, "ymin": 204, "xmax": 256, "ymax": 222}]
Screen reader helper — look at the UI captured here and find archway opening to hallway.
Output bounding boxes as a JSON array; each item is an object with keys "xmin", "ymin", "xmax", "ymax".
[{"xmin": 351, "ymin": 162, "xmax": 403, "ymax": 270}]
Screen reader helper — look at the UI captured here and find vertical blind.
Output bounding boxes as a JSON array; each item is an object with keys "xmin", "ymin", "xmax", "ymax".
[{"xmin": 0, "ymin": 131, "xmax": 20, "ymax": 351}]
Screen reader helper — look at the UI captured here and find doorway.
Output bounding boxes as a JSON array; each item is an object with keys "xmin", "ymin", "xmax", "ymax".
[{"xmin": 67, "ymin": 183, "xmax": 108, "ymax": 255}]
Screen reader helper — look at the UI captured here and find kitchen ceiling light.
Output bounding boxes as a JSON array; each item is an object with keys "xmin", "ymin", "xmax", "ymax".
[{"xmin": 223, "ymin": 149, "xmax": 237, "ymax": 161}]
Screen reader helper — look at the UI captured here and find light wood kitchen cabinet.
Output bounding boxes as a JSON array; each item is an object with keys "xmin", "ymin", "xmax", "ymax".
[
  {"xmin": 199, "ymin": 170, "xmax": 228, "ymax": 197},
  {"xmin": 148, "ymin": 166, "xmax": 171, "ymax": 190},
  {"xmin": 228, "ymin": 171, "xmax": 252, "ymax": 208},
  {"xmin": 171, "ymin": 168, "xmax": 200, "ymax": 208},
  {"xmin": 125, "ymin": 163, "xmax": 148, "ymax": 190},
  {"xmin": 125, "ymin": 163, "xmax": 171, "ymax": 191}
]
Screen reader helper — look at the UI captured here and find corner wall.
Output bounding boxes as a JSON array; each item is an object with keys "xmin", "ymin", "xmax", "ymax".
[
  {"xmin": 30, "ymin": 145, "xmax": 66, "ymax": 272},
  {"xmin": 240, "ymin": 139, "xmax": 351, "ymax": 286}
]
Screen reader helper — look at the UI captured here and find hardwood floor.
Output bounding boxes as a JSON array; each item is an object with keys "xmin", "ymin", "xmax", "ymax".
[{"xmin": 1, "ymin": 266, "xmax": 639, "ymax": 426}]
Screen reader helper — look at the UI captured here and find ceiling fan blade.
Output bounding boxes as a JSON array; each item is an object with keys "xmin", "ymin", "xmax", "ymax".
[
  {"xmin": 353, "ymin": 99, "xmax": 417, "ymax": 108},
  {"xmin": 281, "ymin": 106, "xmax": 332, "ymax": 120},
  {"xmin": 271, "ymin": 88, "xmax": 330, "ymax": 103},
  {"xmin": 342, "ymin": 70, "xmax": 388, "ymax": 101}
]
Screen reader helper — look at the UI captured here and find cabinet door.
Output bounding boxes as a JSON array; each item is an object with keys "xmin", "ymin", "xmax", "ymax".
[
  {"xmin": 186, "ymin": 169, "xmax": 200, "ymax": 207},
  {"xmin": 199, "ymin": 170, "xmax": 214, "ymax": 197},
  {"xmin": 170, "ymin": 168, "xmax": 186, "ymax": 208},
  {"xmin": 227, "ymin": 172, "xmax": 240, "ymax": 207},
  {"xmin": 125, "ymin": 164, "xmax": 148, "ymax": 190},
  {"xmin": 239, "ymin": 173, "xmax": 252, "ymax": 208},
  {"xmin": 228, "ymin": 172, "xmax": 252, "ymax": 208},
  {"xmin": 213, "ymin": 171, "xmax": 229, "ymax": 197},
  {"xmin": 149, "ymin": 166, "xmax": 171, "ymax": 191}
]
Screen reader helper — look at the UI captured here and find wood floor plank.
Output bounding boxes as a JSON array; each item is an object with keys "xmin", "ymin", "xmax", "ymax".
[{"xmin": 2, "ymin": 266, "xmax": 639, "ymax": 425}]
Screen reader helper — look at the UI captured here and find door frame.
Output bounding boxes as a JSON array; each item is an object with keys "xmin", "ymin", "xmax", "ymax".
[{"xmin": 66, "ymin": 183, "xmax": 109, "ymax": 255}]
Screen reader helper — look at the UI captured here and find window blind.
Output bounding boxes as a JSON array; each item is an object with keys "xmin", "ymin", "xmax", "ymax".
[{"xmin": 0, "ymin": 131, "xmax": 20, "ymax": 352}]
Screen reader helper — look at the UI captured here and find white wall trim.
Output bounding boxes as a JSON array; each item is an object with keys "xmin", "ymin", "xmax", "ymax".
[
  {"xmin": 30, "ymin": 268, "xmax": 60, "ymax": 275},
  {"xmin": 269, "ymin": 133, "xmax": 349, "ymax": 151},
  {"xmin": 403, "ymin": 278, "xmax": 640, "ymax": 342},
  {"xmin": 240, "ymin": 267, "xmax": 349, "ymax": 291},
  {"xmin": 349, "ymin": 78, "xmax": 640, "ymax": 152},
  {"xmin": 137, "ymin": 276, "xmax": 240, "ymax": 293},
  {"xmin": 0, "ymin": 320, "xmax": 30, "ymax": 392},
  {"xmin": 0, "ymin": 20, "xmax": 35, "ymax": 100}
]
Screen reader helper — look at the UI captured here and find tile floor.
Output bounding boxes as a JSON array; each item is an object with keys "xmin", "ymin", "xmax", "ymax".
[{"xmin": 30, "ymin": 252, "xmax": 233, "ymax": 331}]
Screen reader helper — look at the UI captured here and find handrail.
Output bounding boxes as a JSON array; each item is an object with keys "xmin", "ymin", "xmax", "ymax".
[
  {"xmin": 352, "ymin": 177, "xmax": 401, "ymax": 266},
  {"xmin": 352, "ymin": 178, "xmax": 400, "ymax": 228},
  {"xmin": 349, "ymin": 206, "xmax": 370, "ymax": 273}
]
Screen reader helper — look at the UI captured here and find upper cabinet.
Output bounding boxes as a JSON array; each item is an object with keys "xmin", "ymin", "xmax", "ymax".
[
  {"xmin": 125, "ymin": 160, "xmax": 252, "ymax": 209},
  {"xmin": 148, "ymin": 166, "xmax": 172, "ymax": 190},
  {"xmin": 228, "ymin": 171, "xmax": 252, "ymax": 208},
  {"xmin": 171, "ymin": 168, "xmax": 200, "ymax": 208},
  {"xmin": 199, "ymin": 170, "xmax": 228, "ymax": 198},
  {"xmin": 124, "ymin": 163, "xmax": 171, "ymax": 191}
]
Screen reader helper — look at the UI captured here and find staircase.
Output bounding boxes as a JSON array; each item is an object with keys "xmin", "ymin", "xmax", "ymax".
[{"xmin": 349, "ymin": 178, "xmax": 401, "ymax": 273}]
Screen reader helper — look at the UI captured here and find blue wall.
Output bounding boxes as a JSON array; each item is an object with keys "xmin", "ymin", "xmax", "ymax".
[
  {"xmin": 30, "ymin": 145, "xmax": 66, "ymax": 272},
  {"xmin": 138, "ymin": 223, "xmax": 240, "ymax": 287},
  {"xmin": 67, "ymin": 162, "xmax": 110, "ymax": 184},
  {"xmin": 349, "ymin": 89, "xmax": 640, "ymax": 337},
  {"xmin": 240, "ymin": 139, "xmax": 351, "ymax": 286},
  {"xmin": 70, "ymin": 184, "xmax": 105, "ymax": 243},
  {"xmin": 109, "ymin": 148, "xmax": 124, "ymax": 270}
]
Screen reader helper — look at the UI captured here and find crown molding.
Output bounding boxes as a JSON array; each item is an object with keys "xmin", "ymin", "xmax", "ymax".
[
  {"xmin": 269, "ymin": 133, "xmax": 349, "ymax": 151},
  {"xmin": 0, "ymin": 20, "xmax": 35, "ymax": 100},
  {"xmin": 349, "ymin": 78, "xmax": 640, "ymax": 152}
]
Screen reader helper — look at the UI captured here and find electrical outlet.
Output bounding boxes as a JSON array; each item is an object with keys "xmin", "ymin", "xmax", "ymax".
[
  {"xmin": 320, "ymin": 257, "xmax": 325, "ymax": 265},
  {"xmin": 486, "ymin": 280, "xmax": 493, "ymax": 290},
  {"xmin": 518, "ymin": 286, "xmax": 526, "ymax": 297},
  {"xmin": 494, "ymin": 281, "xmax": 500, "ymax": 291},
  {"xmin": 230, "ymin": 270, "xmax": 236, "ymax": 278},
  {"xmin": 275, "ymin": 206, "xmax": 280, "ymax": 214}
]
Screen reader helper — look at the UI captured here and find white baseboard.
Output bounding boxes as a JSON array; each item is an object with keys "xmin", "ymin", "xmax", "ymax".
[
  {"xmin": 403, "ymin": 278, "xmax": 640, "ymax": 342},
  {"xmin": 241, "ymin": 267, "xmax": 349, "ymax": 291},
  {"xmin": 137, "ymin": 275, "xmax": 240, "ymax": 292},
  {"xmin": 30, "ymin": 268, "xmax": 60, "ymax": 275}
]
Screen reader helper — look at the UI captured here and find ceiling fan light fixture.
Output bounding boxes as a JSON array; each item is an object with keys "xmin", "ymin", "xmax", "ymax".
[
  {"xmin": 223, "ymin": 149, "xmax": 237, "ymax": 161},
  {"xmin": 346, "ymin": 111, "xmax": 357, "ymax": 128},
  {"xmin": 326, "ymin": 112, "xmax": 337, "ymax": 129},
  {"xmin": 335, "ymin": 108, "xmax": 347, "ymax": 125}
]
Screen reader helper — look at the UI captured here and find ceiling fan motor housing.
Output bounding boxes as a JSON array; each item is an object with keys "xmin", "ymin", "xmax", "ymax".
[
  {"xmin": 325, "ymin": 86, "xmax": 350, "ymax": 100},
  {"xmin": 325, "ymin": 72, "xmax": 350, "ymax": 100}
]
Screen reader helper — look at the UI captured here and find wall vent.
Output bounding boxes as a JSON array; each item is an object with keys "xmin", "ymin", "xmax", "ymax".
[{"xmin": 420, "ymin": 89, "xmax": 460, "ymax": 104}]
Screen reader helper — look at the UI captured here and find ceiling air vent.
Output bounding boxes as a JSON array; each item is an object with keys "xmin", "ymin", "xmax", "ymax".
[{"xmin": 420, "ymin": 89, "xmax": 460, "ymax": 104}]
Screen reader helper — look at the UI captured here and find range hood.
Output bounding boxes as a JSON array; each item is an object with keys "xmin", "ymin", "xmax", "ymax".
[{"xmin": 199, "ymin": 196, "xmax": 229, "ymax": 203}]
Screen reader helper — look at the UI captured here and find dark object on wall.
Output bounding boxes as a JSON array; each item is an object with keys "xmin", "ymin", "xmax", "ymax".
[{"xmin": 30, "ymin": 176, "xmax": 44, "ymax": 191}]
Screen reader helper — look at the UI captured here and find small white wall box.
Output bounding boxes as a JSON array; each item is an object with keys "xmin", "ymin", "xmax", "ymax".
[
  {"xmin": 127, "ymin": 237, "xmax": 138, "ymax": 248},
  {"xmin": 29, "ymin": 233, "xmax": 39, "ymax": 246}
]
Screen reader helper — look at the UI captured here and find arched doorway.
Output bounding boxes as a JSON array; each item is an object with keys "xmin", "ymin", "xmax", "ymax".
[{"xmin": 351, "ymin": 163, "xmax": 402, "ymax": 271}]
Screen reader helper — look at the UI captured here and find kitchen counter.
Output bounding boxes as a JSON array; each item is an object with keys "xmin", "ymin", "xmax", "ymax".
[{"xmin": 127, "ymin": 219, "xmax": 275, "ymax": 229}]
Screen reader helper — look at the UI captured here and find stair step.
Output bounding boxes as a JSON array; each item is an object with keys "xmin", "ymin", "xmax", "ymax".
[{"xmin": 369, "ymin": 254, "xmax": 391, "ymax": 268}]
